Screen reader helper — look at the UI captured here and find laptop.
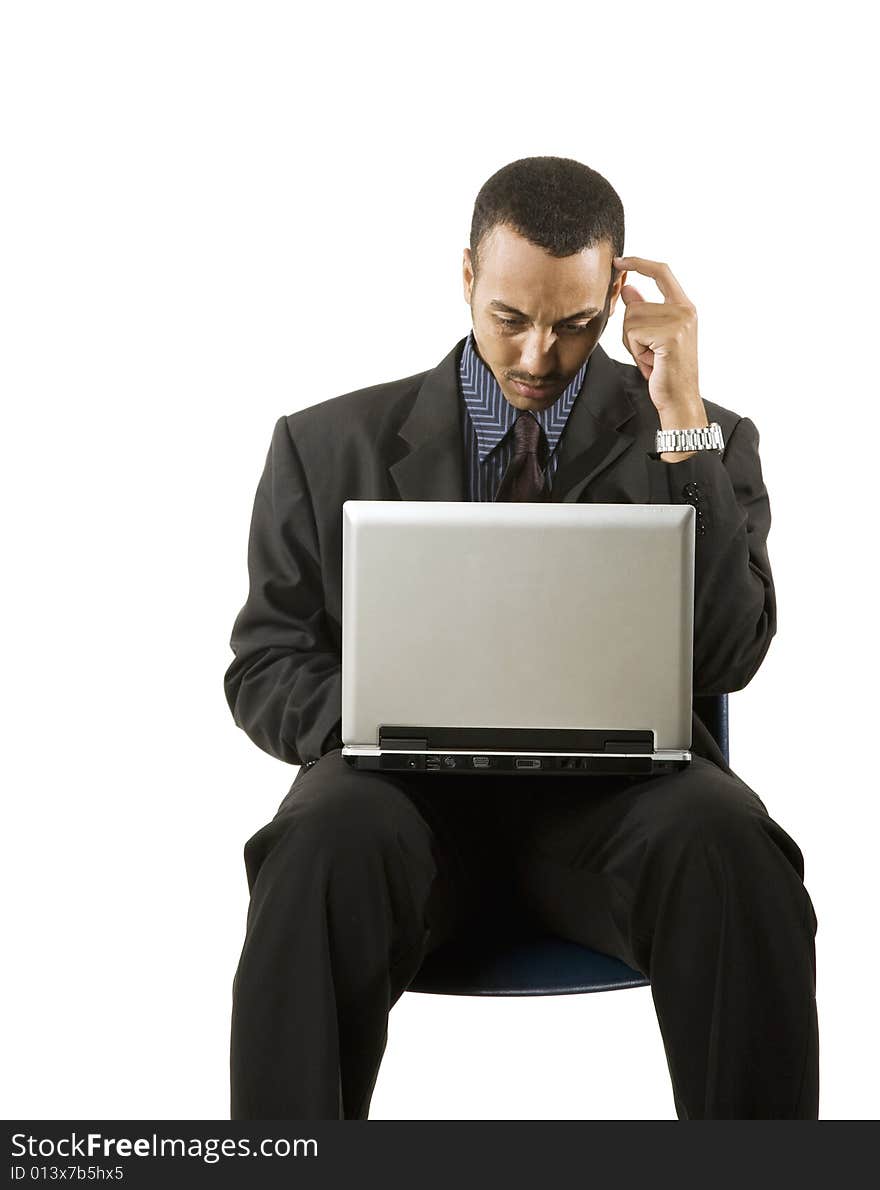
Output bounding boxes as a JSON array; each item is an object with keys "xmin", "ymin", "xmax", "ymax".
[{"xmin": 340, "ymin": 500, "xmax": 695, "ymax": 777}]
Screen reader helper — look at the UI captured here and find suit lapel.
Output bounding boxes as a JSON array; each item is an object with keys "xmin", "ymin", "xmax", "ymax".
[
  {"xmin": 389, "ymin": 338, "xmax": 469, "ymax": 501},
  {"xmin": 388, "ymin": 337, "xmax": 639, "ymax": 503},
  {"xmin": 551, "ymin": 343, "xmax": 639, "ymax": 503}
]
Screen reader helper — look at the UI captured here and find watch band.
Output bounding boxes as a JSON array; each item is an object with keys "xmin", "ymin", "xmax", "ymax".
[{"xmin": 654, "ymin": 421, "xmax": 724, "ymax": 457}]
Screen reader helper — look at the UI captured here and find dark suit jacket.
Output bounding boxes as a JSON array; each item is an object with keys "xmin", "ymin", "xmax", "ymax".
[{"xmin": 224, "ymin": 337, "xmax": 776, "ymax": 771}]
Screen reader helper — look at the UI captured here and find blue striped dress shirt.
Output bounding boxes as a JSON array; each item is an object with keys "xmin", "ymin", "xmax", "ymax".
[{"xmin": 458, "ymin": 330, "xmax": 589, "ymax": 501}]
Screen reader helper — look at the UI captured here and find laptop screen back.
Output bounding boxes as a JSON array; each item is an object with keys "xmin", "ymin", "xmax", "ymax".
[{"xmin": 342, "ymin": 501, "xmax": 694, "ymax": 751}]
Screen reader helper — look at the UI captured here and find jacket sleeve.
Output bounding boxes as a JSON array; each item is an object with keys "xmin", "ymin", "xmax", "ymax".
[
  {"xmin": 645, "ymin": 415, "xmax": 776, "ymax": 696},
  {"xmin": 223, "ymin": 415, "xmax": 343, "ymax": 765}
]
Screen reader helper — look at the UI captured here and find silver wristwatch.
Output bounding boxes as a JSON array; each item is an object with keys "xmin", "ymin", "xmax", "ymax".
[{"xmin": 654, "ymin": 421, "xmax": 724, "ymax": 456}]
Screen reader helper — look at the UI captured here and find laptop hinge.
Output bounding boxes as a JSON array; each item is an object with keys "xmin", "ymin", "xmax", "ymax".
[
  {"xmin": 379, "ymin": 726, "xmax": 655, "ymax": 753},
  {"xmin": 379, "ymin": 736, "xmax": 428, "ymax": 751}
]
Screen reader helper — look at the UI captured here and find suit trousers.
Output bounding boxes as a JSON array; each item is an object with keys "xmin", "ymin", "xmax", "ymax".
[{"xmin": 230, "ymin": 748, "xmax": 819, "ymax": 1120}]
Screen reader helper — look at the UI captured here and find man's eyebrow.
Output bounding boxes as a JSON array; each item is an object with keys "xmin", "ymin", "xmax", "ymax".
[{"xmin": 488, "ymin": 300, "xmax": 601, "ymax": 320}]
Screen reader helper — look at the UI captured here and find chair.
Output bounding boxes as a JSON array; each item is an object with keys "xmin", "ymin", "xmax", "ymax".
[{"xmin": 408, "ymin": 695, "xmax": 729, "ymax": 997}]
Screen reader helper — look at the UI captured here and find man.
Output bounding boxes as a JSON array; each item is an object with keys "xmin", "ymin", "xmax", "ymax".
[{"xmin": 224, "ymin": 157, "xmax": 819, "ymax": 1120}]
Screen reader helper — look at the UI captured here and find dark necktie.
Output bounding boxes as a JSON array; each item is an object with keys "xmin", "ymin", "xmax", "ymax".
[{"xmin": 495, "ymin": 412, "xmax": 551, "ymax": 502}]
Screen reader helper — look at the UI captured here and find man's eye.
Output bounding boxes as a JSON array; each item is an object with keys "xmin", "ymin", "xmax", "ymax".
[{"xmin": 495, "ymin": 316, "xmax": 592, "ymax": 332}]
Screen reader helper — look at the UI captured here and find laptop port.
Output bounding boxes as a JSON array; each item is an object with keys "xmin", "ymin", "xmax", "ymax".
[
  {"xmin": 472, "ymin": 756, "xmax": 491, "ymax": 768},
  {"xmin": 516, "ymin": 758, "xmax": 542, "ymax": 769}
]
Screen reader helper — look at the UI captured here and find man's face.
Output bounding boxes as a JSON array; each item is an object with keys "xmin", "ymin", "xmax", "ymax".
[{"xmin": 462, "ymin": 224, "xmax": 624, "ymax": 412}]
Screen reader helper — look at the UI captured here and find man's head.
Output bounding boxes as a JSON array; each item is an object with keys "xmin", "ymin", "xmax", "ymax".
[{"xmin": 463, "ymin": 157, "xmax": 626, "ymax": 411}]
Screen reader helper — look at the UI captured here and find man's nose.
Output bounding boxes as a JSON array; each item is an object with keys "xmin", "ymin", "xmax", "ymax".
[{"xmin": 518, "ymin": 327, "xmax": 558, "ymax": 376}]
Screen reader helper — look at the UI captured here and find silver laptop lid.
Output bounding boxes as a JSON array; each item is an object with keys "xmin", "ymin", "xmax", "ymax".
[{"xmin": 342, "ymin": 501, "xmax": 694, "ymax": 751}]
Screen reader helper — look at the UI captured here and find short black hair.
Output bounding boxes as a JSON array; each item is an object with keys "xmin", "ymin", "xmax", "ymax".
[{"xmin": 470, "ymin": 156, "xmax": 625, "ymax": 285}]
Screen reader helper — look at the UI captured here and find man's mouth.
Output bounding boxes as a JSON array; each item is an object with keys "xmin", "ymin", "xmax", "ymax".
[{"xmin": 510, "ymin": 379, "xmax": 562, "ymax": 399}]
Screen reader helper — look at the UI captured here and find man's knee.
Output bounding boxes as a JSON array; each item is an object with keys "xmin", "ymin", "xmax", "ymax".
[
  {"xmin": 243, "ymin": 753, "xmax": 435, "ymax": 896},
  {"xmin": 641, "ymin": 760, "xmax": 808, "ymax": 893}
]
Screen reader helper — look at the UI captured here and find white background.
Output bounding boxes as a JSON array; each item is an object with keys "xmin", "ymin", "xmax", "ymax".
[{"xmin": 2, "ymin": 1, "xmax": 877, "ymax": 1120}]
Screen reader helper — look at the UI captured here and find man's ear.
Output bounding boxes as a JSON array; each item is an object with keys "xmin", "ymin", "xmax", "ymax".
[
  {"xmin": 608, "ymin": 269, "xmax": 626, "ymax": 319},
  {"xmin": 462, "ymin": 248, "xmax": 474, "ymax": 304}
]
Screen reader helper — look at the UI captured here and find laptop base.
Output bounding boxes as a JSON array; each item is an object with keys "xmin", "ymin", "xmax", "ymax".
[{"xmin": 341, "ymin": 747, "xmax": 691, "ymax": 777}]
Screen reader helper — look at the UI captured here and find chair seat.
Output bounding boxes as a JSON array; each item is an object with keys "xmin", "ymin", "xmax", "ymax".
[
  {"xmin": 408, "ymin": 695, "xmax": 726, "ymax": 1001},
  {"xmin": 408, "ymin": 930, "xmax": 650, "ymax": 997}
]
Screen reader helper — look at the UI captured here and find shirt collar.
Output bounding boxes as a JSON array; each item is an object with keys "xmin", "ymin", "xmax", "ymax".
[{"xmin": 459, "ymin": 330, "xmax": 588, "ymax": 463}]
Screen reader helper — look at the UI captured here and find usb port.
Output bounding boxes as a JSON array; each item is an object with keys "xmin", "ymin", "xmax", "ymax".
[
  {"xmin": 516, "ymin": 758, "xmax": 542, "ymax": 769},
  {"xmin": 472, "ymin": 756, "xmax": 490, "ymax": 768}
]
